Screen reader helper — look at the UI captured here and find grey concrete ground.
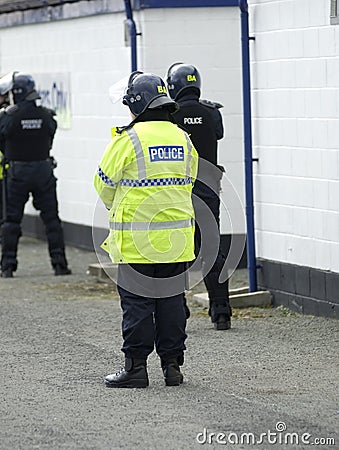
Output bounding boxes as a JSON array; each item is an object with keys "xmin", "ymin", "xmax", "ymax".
[{"xmin": 0, "ymin": 236, "xmax": 338, "ymax": 450}]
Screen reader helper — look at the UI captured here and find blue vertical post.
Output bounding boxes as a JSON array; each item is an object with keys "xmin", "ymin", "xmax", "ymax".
[
  {"xmin": 239, "ymin": 0, "xmax": 257, "ymax": 292},
  {"xmin": 124, "ymin": 0, "xmax": 138, "ymax": 72}
]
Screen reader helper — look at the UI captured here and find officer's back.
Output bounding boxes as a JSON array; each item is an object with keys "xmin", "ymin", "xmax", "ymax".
[
  {"xmin": 1, "ymin": 100, "xmax": 56, "ymax": 162},
  {"xmin": 171, "ymin": 92, "xmax": 223, "ymax": 166}
]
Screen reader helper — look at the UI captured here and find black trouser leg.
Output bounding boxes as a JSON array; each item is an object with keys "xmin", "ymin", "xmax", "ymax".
[
  {"xmin": 203, "ymin": 255, "xmax": 232, "ymax": 320},
  {"xmin": 1, "ymin": 222, "xmax": 21, "ymax": 271},
  {"xmin": 154, "ymin": 293, "xmax": 187, "ymax": 362},
  {"xmin": 156, "ymin": 292, "xmax": 186, "ymax": 386},
  {"xmin": 118, "ymin": 285, "xmax": 156, "ymax": 360},
  {"xmin": 193, "ymin": 189, "xmax": 231, "ymax": 326},
  {"xmin": 32, "ymin": 166, "xmax": 68, "ymax": 269},
  {"xmin": 1, "ymin": 166, "xmax": 28, "ymax": 272}
]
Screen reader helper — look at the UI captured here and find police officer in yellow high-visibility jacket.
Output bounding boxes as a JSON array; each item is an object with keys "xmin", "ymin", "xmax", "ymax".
[{"xmin": 94, "ymin": 72, "xmax": 198, "ymax": 388}]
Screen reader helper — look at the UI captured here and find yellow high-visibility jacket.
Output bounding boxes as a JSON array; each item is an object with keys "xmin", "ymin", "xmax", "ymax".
[{"xmin": 94, "ymin": 121, "xmax": 198, "ymax": 264}]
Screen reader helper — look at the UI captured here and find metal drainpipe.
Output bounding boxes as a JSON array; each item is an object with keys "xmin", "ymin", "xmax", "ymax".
[
  {"xmin": 124, "ymin": 0, "xmax": 139, "ymax": 72},
  {"xmin": 239, "ymin": 0, "xmax": 257, "ymax": 292}
]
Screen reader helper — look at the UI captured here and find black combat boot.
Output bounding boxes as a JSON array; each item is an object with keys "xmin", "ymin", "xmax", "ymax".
[
  {"xmin": 51, "ymin": 252, "xmax": 71, "ymax": 276},
  {"xmin": 209, "ymin": 298, "xmax": 232, "ymax": 331},
  {"xmin": 214, "ymin": 314, "xmax": 231, "ymax": 330},
  {"xmin": 105, "ymin": 358, "xmax": 149, "ymax": 388},
  {"xmin": 54, "ymin": 265, "xmax": 72, "ymax": 276},
  {"xmin": 161, "ymin": 357, "xmax": 183, "ymax": 386},
  {"xmin": 1, "ymin": 267, "xmax": 14, "ymax": 278}
]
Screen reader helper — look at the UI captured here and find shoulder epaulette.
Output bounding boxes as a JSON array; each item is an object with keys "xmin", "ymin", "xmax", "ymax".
[
  {"xmin": 116, "ymin": 126, "xmax": 127, "ymax": 134},
  {"xmin": 116, "ymin": 118, "xmax": 136, "ymax": 134},
  {"xmin": 5, "ymin": 104, "xmax": 19, "ymax": 115},
  {"xmin": 42, "ymin": 106, "xmax": 56, "ymax": 116},
  {"xmin": 200, "ymin": 99, "xmax": 223, "ymax": 109}
]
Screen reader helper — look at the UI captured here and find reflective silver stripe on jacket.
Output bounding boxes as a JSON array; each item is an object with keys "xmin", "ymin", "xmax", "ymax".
[
  {"xmin": 110, "ymin": 219, "xmax": 194, "ymax": 231},
  {"xmin": 126, "ymin": 127, "xmax": 146, "ymax": 179},
  {"xmin": 184, "ymin": 132, "xmax": 192, "ymax": 178}
]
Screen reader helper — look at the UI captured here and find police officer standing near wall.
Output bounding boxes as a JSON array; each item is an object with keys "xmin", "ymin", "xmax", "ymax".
[
  {"xmin": 94, "ymin": 72, "xmax": 198, "ymax": 388},
  {"xmin": 0, "ymin": 150, "xmax": 4, "ymax": 231},
  {"xmin": 0, "ymin": 72, "xmax": 71, "ymax": 278},
  {"xmin": 0, "ymin": 93, "xmax": 9, "ymax": 237},
  {"xmin": 166, "ymin": 63, "xmax": 232, "ymax": 331}
]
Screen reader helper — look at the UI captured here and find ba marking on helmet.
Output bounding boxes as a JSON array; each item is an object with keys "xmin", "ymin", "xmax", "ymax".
[
  {"xmin": 187, "ymin": 75, "xmax": 197, "ymax": 82},
  {"xmin": 157, "ymin": 85, "xmax": 167, "ymax": 94}
]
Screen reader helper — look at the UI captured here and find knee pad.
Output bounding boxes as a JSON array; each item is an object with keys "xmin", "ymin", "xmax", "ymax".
[{"xmin": 2, "ymin": 221, "xmax": 21, "ymax": 238}]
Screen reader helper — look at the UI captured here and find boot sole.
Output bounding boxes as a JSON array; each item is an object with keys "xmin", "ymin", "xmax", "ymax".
[
  {"xmin": 214, "ymin": 320, "xmax": 231, "ymax": 331},
  {"xmin": 165, "ymin": 376, "xmax": 183, "ymax": 386},
  {"xmin": 105, "ymin": 379, "xmax": 149, "ymax": 388}
]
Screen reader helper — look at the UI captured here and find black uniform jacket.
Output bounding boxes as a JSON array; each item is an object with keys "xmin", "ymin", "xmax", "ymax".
[
  {"xmin": 0, "ymin": 100, "xmax": 57, "ymax": 161},
  {"xmin": 173, "ymin": 90, "xmax": 224, "ymax": 198},
  {"xmin": 173, "ymin": 90, "xmax": 223, "ymax": 166}
]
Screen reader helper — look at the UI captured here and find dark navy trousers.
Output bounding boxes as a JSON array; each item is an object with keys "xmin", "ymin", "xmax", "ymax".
[
  {"xmin": 117, "ymin": 263, "xmax": 187, "ymax": 362},
  {"xmin": 1, "ymin": 160, "xmax": 67, "ymax": 271},
  {"xmin": 193, "ymin": 183, "xmax": 231, "ymax": 321}
]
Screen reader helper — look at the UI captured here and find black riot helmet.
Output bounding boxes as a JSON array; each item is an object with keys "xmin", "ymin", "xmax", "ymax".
[
  {"xmin": 12, "ymin": 72, "xmax": 40, "ymax": 103},
  {"xmin": 122, "ymin": 71, "xmax": 178, "ymax": 116},
  {"xmin": 0, "ymin": 71, "xmax": 40, "ymax": 104},
  {"xmin": 166, "ymin": 63, "xmax": 201, "ymax": 100}
]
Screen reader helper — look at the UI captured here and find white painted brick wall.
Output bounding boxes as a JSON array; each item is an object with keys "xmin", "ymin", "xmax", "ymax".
[
  {"xmin": 3, "ymin": 2, "xmax": 336, "ymax": 273},
  {"xmin": 250, "ymin": 0, "xmax": 339, "ymax": 273},
  {"xmin": 0, "ymin": 6, "xmax": 244, "ymax": 236},
  {"xmin": 136, "ymin": 7, "xmax": 244, "ymax": 235}
]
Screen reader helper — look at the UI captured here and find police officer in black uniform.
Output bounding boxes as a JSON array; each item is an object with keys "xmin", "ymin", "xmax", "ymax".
[
  {"xmin": 0, "ymin": 93, "xmax": 9, "ymax": 232},
  {"xmin": 166, "ymin": 63, "xmax": 232, "ymax": 330},
  {"xmin": 0, "ymin": 72, "xmax": 71, "ymax": 278}
]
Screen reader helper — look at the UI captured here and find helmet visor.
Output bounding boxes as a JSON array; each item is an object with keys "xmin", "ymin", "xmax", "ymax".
[{"xmin": 108, "ymin": 75, "xmax": 131, "ymax": 104}]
